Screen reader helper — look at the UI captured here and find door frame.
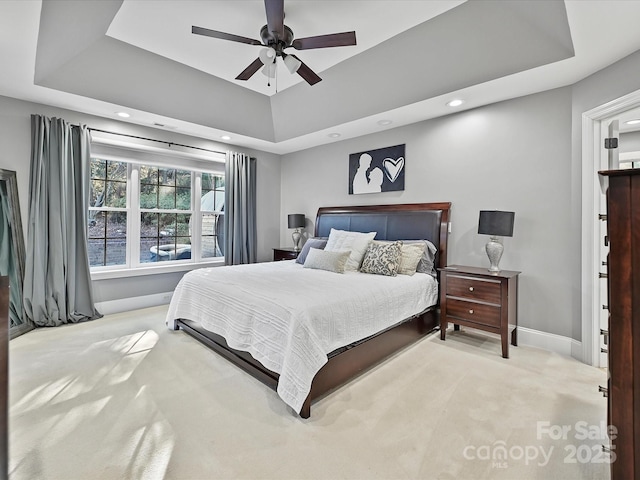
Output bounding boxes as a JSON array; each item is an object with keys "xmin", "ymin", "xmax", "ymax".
[{"xmin": 581, "ymin": 88, "xmax": 640, "ymax": 366}]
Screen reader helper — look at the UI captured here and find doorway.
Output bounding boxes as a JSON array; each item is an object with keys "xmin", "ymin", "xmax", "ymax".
[{"xmin": 582, "ymin": 88, "xmax": 640, "ymax": 367}]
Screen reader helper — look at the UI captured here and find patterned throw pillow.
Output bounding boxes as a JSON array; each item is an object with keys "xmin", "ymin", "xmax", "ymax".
[
  {"xmin": 303, "ymin": 248, "xmax": 351, "ymax": 273},
  {"xmin": 398, "ymin": 242, "xmax": 427, "ymax": 275},
  {"xmin": 360, "ymin": 241, "xmax": 402, "ymax": 276}
]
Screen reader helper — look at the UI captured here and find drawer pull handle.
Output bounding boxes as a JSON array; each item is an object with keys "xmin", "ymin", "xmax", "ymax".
[
  {"xmin": 598, "ymin": 385, "xmax": 608, "ymax": 397},
  {"xmin": 469, "ymin": 286, "xmax": 474, "ymax": 292},
  {"xmin": 599, "ymin": 272, "xmax": 608, "ymax": 279},
  {"xmin": 469, "ymin": 309, "xmax": 474, "ymax": 314},
  {"xmin": 601, "ymin": 348, "xmax": 608, "ymax": 354}
]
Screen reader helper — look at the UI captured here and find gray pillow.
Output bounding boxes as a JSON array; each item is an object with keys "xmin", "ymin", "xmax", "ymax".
[
  {"xmin": 296, "ymin": 237, "xmax": 328, "ymax": 265},
  {"xmin": 303, "ymin": 248, "xmax": 351, "ymax": 273},
  {"xmin": 403, "ymin": 240, "xmax": 438, "ymax": 277}
]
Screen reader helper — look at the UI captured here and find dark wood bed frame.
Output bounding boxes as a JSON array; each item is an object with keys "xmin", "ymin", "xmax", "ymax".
[{"xmin": 175, "ymin": 202, "xmax": 451, "ymax": 418}]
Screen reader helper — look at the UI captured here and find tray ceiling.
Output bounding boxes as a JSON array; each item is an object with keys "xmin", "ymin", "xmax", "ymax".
[{"xmin": 3, "ymin": 1, "xmax": 640, "ymax": 154}]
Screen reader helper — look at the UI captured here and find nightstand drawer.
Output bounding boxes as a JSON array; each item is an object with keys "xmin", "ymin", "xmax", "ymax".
[
  {"xmin": 446, "ymin": 275, "xmax": 501, "ymax": 304},
  {"xmin": 273, "ymin": 248, "xmax": 299, "ymax": 261},
  {"xmin": 446, "ymin": 298, "xmax": 501, "ymax": 327}
]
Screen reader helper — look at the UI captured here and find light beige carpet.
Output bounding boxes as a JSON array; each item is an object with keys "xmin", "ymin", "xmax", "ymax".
[{"xmin": 9, "ymin": 305, "xmax": 610, "ymax": 480}]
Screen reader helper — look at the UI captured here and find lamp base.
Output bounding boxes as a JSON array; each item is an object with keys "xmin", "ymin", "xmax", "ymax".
[
  {"xmin": 292, "ymin": 229, "xmax": 301, "ymax": 251},
  {"xmin": 486, "ymin": 236, "xmax": 504, "ymax": 273}
]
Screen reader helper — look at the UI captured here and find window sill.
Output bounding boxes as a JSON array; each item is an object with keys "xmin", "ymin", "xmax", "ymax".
[{"xmin": 90, "ymin": 259, "xmax": 225, "ymax": 281}]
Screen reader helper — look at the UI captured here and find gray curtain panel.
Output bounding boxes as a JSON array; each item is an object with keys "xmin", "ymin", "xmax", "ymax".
[
  {"xmin": 23, "ymin": 115, "xmax": 101, "ymax": 327},
  {"xmin": 224, "ymin": 152, "xmax": 257, "ymax": 265}
]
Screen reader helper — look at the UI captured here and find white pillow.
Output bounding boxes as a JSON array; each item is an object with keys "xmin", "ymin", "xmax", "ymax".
[
  {"xmin": 398, "ymin": 242, "xmax": 427, "ymax": 276},
  {"xmin": 303, "ymin": 248, "xmax": 350, "ymax": 273},
  {"xmin": 324, "ymin": 228, "xmax": 376, "ymax": 271},
  {"xmin": 403, "ymin": 240, "xmax": 438, "ymax": 276}
]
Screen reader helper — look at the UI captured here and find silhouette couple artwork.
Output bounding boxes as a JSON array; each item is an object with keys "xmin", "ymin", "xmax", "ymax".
[
  {"xmin": 352, "ymin": 153, "xmax": 384, "ymax": 193},
  {"xmin": 349, "ymin": 144, "xmax": 405, "ymax": 195}
]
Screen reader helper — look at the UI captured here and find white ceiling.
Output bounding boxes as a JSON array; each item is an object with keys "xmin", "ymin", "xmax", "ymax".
[
  {"xmin": 3, "ymin": 0, "xmax": 640, "ymax": 155},
  {"xmin": 108, "ymin": 0, "xmax": 465, "ymax": 96}
]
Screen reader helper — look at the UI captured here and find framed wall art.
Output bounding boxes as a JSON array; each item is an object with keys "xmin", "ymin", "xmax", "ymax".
[{"xmin": 348, "ymin": 144, "xmax": 405, "ymax": 194}]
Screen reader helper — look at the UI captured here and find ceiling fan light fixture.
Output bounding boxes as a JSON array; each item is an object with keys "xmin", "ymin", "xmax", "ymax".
[
  {"xmin": 283, "ymin": 54, "xmax": 302, "ymax": 74},
  {"xmin": 259, "ymin": 47, "xmax": 276, "ymax": 65},
  {"xmin": 192, "ymin": 2, "xmax": 357, "ymax": 86},
  {"xmin": 261, "ymin": 62, "xmax": 276, "ymax": 78}
]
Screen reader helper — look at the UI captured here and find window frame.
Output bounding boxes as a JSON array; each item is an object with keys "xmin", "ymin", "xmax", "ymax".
[{"xmin": 88, "ymin": 140, "xmax": 226, "ymax": 279}]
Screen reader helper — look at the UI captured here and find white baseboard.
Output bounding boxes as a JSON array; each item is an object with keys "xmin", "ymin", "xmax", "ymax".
[
  {"xmin": 571, "ymin": 339, "xmax": 584, "ymax": 362},
  {"xmin": 95, "ymin": 291, "xmax": 174, "ymax": 316},
  {"xmin": 518, "ymin": 326, "xmax": 582, "ymax": 359}
]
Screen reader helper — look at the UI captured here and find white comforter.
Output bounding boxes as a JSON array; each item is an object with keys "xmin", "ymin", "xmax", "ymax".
[{"xmin": 166, "ymin": 260, "xmax": 438, "ymax": 413}]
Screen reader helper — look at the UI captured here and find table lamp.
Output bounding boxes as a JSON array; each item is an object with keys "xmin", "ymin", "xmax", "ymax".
[
  {"xmin": 478, "ymin": 210, "xmax": 515, "ymax": 273},
  {"xmin": 288, "ymin": 214, "xmax": 305, "ymax": 251}
]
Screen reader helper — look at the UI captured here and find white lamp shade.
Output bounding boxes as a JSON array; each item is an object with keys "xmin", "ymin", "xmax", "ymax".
[
  {"xmin": 259, "ymin": 47, "xmax": 276, "ymax": 65},
  {"xmin": 283, "ymin": 54, "xmax": 302, "ymax": 74},
  {"xmin": 261, "ymin": 62, "xmax": 276, "ymax": 78}
]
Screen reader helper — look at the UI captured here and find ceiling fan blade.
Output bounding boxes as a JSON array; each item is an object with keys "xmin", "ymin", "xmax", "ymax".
[
  {"xmin": 192, "ymin": 26, "xmax": 262, "ymax": 46},
  {"xmin": 235, "ymin": 58, "xmax": 263, "ymax": 81},
  {"xmin": 291, "ymin": 55, "xmax": 322, "ymax": 85},
  {"xmin": 292, "ymin": 31, "xmax": 356, "ymax": 50},
  {"xmin": 264, "ymin": 0, "xmax": 284, "ymax": 39}
]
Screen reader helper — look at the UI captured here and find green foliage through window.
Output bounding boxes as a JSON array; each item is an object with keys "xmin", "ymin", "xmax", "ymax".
[{"xmin": 88, "ymin": 158, "xmax": 224, "ymax": 268}]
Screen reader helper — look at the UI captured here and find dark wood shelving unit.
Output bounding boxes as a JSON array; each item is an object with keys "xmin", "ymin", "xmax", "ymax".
[{"xmin": 599, "ymin": 168, "xmax": 640, "ymax": 480}]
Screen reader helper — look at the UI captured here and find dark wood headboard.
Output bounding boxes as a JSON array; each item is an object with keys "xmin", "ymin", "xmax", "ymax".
[{"xmin": 314, "ymin": 202, "xmax": 451, "ymax": 271}]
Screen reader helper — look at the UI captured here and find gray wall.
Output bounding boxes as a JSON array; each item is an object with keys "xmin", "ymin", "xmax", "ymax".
[
  {"xmin": 281, "ymin": 88, "xmax": 573, "ymax": 338},
  {"xmin": 0, "ymin": 95, "xmax": 281, "ymax": 304}
]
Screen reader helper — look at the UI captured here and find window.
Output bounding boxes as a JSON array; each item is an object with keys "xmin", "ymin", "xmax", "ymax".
[
  {"xmin": 200, "ymin": 173, "xmax": 225, "ymax": 259},
  {"xmin": 139, "ymin": 165, "xmax": 192, "ymax": 264},
  {"xmin": 88, "ymin": 158, "xmax": 225, "ymax": 271},
  {"xmin": 88, "ymin": 159, "xmax": 128, "ymax": 267}
]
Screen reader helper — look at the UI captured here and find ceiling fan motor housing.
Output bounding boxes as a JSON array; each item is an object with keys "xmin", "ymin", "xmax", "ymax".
[{"xmin": 260, "ymin": 25, "xmax": 294, "ymax": 56}]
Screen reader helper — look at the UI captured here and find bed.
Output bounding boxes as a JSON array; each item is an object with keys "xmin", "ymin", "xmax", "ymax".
[{"xmin": 168, "ymin": 202, "xmax": 451, "ymax": 418}]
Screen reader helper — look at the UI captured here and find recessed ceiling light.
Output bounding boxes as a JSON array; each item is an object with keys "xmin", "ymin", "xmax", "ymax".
[
  {"xmin": 625, "ymin": 119, "xmax": 640, "ymax": 125},
  {"xmin": 377, "ymin": 119, "xmax": 392, "ymax": 126},
  {"xmin": 447, "ymin": 99, "xmax": 464, "ymax": 107},
  {"xmin": 116, "ymin": 112, "xmax": 130, "ymax": 118},
  {"xmin": 328, "ymin": 133, "xmax": 341, "ymax": 138},
  {"xmin": 221, "ymin": 135, "xmax": 231, "ymax": 141}
]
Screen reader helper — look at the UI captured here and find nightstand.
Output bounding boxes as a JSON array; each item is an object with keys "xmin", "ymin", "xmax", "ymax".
[
  {"xmin": 439, "ymin": 265, "xmax": 520, "ymax": 358},
  {"xmin": 273, "ymin": 247, "xmax": 299, "ymax": 261}
]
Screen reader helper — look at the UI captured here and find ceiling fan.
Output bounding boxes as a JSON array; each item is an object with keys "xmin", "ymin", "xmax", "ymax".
[{"xmin": 192, "ymin": 0, "xmax": 357, "ymax": 86}]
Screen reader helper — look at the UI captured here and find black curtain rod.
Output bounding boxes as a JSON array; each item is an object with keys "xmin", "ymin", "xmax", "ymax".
[{"xmin": 88, "ymin": 127, "xmax": 227, "ymax": 156}]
